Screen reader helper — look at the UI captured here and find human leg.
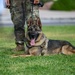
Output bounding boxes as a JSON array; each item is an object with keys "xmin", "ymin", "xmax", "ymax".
[{"xmin": 10, "ymin": 0, "xmax": 25, "ymax": 50}]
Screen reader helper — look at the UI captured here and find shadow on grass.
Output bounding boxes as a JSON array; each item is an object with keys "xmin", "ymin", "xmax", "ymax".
[{"xmin": 0, "ymin": 47, "xmax": 25, "ymax": 56}]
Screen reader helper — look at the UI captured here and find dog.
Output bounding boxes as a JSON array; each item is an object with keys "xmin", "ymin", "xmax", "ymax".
[{"xmin": 25, "ymin": 25, "xmax": 75, "ymax": 56}]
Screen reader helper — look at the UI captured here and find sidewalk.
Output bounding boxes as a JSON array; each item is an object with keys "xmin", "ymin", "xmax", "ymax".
[
  {"xmin": 0, "ymin": 9, "xmax": 75, "ymax": 26},
  {"xmin": 39, "ymin": 10, "xmax": 75, "ymax": 18},
  {"xmin": 39, "ymin": 10, "xmax": 75, "ymax": 25}
]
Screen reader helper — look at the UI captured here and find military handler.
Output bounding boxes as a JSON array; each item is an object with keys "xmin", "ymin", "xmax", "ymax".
[{"xmin": 5, "ymin": 0, "xmax": 42, "ymax": 51}]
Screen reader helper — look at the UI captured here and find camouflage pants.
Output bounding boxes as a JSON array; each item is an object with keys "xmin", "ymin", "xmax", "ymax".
[{"xmin": 10, "ymin": 0, "xmax": 42, "ymax": 44}]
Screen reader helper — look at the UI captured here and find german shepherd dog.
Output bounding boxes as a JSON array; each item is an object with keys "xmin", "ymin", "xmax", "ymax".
[{"xmin": 25, "ymin": 25, "xmax": 75, "ymax": 56}]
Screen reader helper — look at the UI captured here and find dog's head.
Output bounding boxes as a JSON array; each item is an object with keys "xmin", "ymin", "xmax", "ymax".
[
  {"xmin": 26, "ymin": 25, "xmax": 43, "ymax": 46},
  {"xmin": 27, "ymin": 16, "xmax": 42, "ymax": 30}
]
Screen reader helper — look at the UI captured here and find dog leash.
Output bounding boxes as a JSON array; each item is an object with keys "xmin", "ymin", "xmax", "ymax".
[{"xmin": 30, "ymin": 0, "xmax": 43, "ymax": 23}]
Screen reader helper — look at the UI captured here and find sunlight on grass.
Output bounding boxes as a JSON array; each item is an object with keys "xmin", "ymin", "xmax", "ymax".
[{"xmin": 45, "ymin": 32, "xmax": 75, "ymax": 38}]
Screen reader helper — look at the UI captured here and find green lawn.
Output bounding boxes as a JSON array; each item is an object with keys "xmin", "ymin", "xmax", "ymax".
[{"xmin": 0, "ymin": 25, "xmax": 75, "ymax": 75}]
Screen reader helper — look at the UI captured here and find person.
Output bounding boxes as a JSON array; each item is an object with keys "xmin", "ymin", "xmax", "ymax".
[{"xmin": 5, "ymin": 0, "xmax": 42, "ymax": 51}]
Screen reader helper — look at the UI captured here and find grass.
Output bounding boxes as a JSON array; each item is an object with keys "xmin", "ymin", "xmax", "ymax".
[{"xmin": 0, "ymin": 25, "xmax": 75, "ymax": 75}]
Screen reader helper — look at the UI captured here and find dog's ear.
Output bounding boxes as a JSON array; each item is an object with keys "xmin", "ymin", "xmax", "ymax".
[
  {"xmin": 36, "ymin": 16, "xmax": 42, "ymax": 30},
  {"xmin": 27, "ymin": 17, "xmax": 33, "ymax": 28}
]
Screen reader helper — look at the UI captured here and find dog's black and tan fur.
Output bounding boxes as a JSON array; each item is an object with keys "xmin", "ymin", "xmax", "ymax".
[{"xmin": 25, "ymin": 25, "xmax": 75, "ymax": 56}]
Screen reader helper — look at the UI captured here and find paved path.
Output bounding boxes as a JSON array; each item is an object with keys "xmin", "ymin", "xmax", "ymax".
[
  {"xmin": 39, "ymin": 10, "xmax": 75, "ymax": 25},
  {"xmin": 0, "ymin": 9, "xmax": 75, "ymax": 26}
]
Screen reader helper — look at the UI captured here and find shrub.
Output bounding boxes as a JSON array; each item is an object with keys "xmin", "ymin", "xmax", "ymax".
[{"xmin": 51, "ymin": 0, "xmax": 75, "ymax": 11}]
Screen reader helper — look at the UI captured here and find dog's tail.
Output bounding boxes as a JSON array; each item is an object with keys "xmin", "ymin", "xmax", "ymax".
[
  {"xmin": 62, "ymin": 45, "xmax": 75, "ymax": 55},
  {"xmin": 69, "ymin": 43, "xmax": 75, "ymax": 53}
]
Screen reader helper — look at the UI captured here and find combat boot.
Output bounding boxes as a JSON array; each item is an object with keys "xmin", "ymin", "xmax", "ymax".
[{"xmin": 14, "ymin": 44, "xmax": 25, "ymax": 51}]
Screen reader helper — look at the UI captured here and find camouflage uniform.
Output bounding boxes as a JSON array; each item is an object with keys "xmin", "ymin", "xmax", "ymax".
[{"xmin": 10, "ymin": 0, "xmax": 42, "ymax": 45}]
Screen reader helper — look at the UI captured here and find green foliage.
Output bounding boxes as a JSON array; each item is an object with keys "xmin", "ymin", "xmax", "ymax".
[
  {"xmin": 0, "ymin": 26, "xmax": 75, "ymax": 75},
  {"xmin": 51, "ymin": 0, "xmax": 75, "ymax": 11}
]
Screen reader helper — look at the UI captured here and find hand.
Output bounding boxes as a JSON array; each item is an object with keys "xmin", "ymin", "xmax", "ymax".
[
  {"xmin": 34, "ymin": 0, "xmax": 40, "ymax": 4},
  {"xmin": 5, "ymin": 0, "xmax": 10, "ymax": 7}
]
